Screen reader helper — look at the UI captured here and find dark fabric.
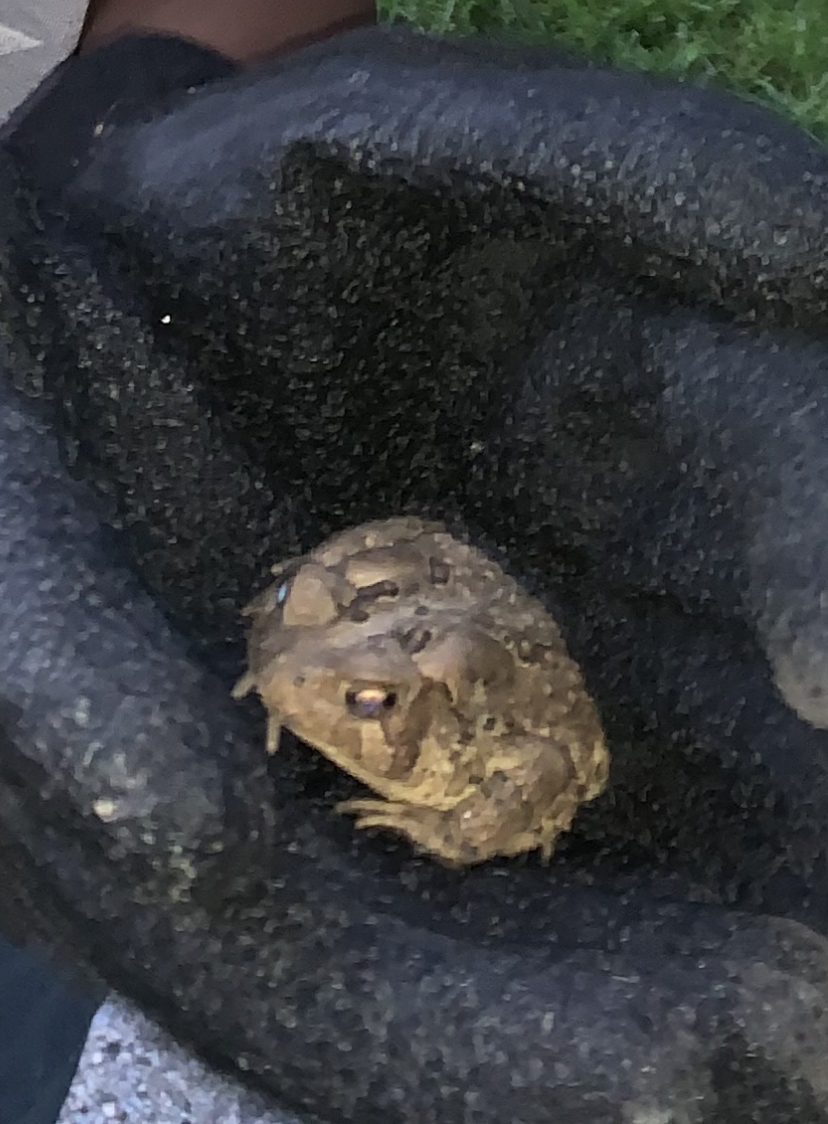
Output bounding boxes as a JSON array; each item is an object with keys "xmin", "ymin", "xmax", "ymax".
[
  {"xmin": 3, "ymin": 21, "xmax": 828, "ymax": 1124},
  {"xmin": 0, "ymin": 939, "xmax": 98, "ymax": 1124},
  {"xmin": 0, "ymin": 35, "xmax": 235, "ymax": 1124},
  {"xmin": 1, "ymin": 33, "xmax": 237, "ymax": 195}
]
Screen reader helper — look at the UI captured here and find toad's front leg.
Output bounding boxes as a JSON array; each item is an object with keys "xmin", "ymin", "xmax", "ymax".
[
  {"xmin": 337, "ymin": 798, "xmax": 470, "ymax": 864},
  {"xmin": 338, "ymin": 791, "xmax": 534, "ymax": 865},
  {"xmin": 338, "ymin": 733, "xmax": 605, "ymax": 865}
]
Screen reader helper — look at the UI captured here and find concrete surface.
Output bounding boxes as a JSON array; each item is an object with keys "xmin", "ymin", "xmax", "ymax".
[
  {"xmin": 0, "ymin": 0, "xmax": 86, "ymax": 121},
  {"xmin": 60, "ymin": 997, "xmax": 299, "ymax": 1124}
]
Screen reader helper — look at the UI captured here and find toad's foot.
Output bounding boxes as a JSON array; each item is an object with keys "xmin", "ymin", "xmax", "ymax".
[
  {"xmin": 337, "ymin": 796, "xmax": 551, "ymax": 866},
  {"xmin": 337, "ymin": 797, "xmax": 478, "ymax": 865}
]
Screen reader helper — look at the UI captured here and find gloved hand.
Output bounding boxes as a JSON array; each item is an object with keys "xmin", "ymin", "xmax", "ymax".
[{"xmin": 3, "ymin": 24, "xmax": 828, "ymax": 1124}]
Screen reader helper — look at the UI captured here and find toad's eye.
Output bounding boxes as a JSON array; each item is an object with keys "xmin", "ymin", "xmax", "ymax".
[
  {"xmin": 273, "ymin": 582, "xmax": 289, "ymax": 607},
  {"xmin": 345, "ymin": 686, "xmax": 398, "ymax": 720}
]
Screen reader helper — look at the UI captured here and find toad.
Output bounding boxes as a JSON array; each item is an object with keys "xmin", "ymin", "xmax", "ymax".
[{"xmin": 233, "ymin": 517, "xmax": 609, "ymax": 865}]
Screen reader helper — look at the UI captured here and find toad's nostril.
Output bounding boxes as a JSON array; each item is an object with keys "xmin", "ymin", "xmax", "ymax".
[{"xmin": 395, "ymin": 626, "xmax": 432, "ymax": 655}]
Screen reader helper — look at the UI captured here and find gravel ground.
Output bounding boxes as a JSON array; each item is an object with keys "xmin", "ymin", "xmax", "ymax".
[{"xmin": 59, "ymin": 998, "xmax": 299, "ymax": 1124}]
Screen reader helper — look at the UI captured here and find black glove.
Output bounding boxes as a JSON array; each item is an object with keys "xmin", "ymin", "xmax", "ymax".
[{"xmin": 4, "ymin": 24, "xmax": 828, "ymax": 1124}]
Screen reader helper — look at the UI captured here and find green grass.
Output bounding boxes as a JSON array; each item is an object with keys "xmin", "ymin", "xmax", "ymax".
[{"xmin": 380, "ymin": 0, "xmax": 828, "ymax": 142}]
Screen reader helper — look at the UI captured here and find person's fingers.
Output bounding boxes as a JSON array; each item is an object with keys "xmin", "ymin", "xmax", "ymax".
[{"xmin": 79, "ymin": 0, "xmax": 378, "ymax": 62}]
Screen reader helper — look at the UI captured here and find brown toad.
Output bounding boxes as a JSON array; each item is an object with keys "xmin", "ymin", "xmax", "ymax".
[{"xmin": 233, "ymin": 517, "xmax": 609, "ymax": 866}]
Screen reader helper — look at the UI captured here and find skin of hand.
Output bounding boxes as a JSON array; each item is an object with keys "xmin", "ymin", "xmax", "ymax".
[
  {"xmin": 234, "ymin": 517, "xmax": 610, "ymax": 866},
  {"xmin": 79, "ymin": 0, "xmax": 378, "ymax": 62}
]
